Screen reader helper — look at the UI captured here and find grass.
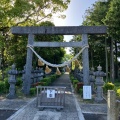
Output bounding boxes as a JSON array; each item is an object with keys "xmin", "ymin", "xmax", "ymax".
[{"xmin": 16, "ymin": 87, "xmax": 37, "ymax": 99}]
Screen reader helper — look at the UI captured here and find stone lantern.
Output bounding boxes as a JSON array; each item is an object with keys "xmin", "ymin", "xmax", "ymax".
[
  {"xmin": 7, "ymin": 64, "xmax": 18, "ymax": 99},
  {"xmin": 93, "ymin": 65, "xmax": 106, "ymax": 102}
]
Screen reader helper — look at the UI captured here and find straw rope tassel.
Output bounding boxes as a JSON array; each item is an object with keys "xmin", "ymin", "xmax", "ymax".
[
  {"xmin": 75, "ymin": 59, "xmax": 80, "ymax": 66},
  {"xmin": 56, "ymin": 67, "xmax": 61, "ymax": 75},
  {"xmin": 45, "ymin": 65, "xmax": 51, "ymax": 74},
  {"xmin": 66, "ymin": 66, "xmax": 71, "ymax": 73},
  {"xmin": 38, "ymin": 59, "xmax": 44, "ymax": 66}
]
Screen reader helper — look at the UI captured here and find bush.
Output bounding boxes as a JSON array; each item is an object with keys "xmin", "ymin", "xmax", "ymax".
[
  {"xmin": 4, "ymin": 78, "xmax": 10, "ymax": 91},
  {"xmin": 40, "ymin": 74, "xmax": 59, "ymax": 86},
  {"xmin": 73, "ymin": 80, "xmax": 79, "ymax": 87},
  {"xmin": 75, "ymin": 82, "xmax": 83, "ymax": 93},
  {"xmin": 30, "ymin": 88, "xmax": 36, "ymax": 95},
  {"xmin": 50, "ymin": 75, "xmax": 56, "ymax": 82},
  {"xmin": 78, "ymin": 88, "xmax": 83, "ymax": 96},
  {"xmin": 0, "ymin": 81, "xmax": 6, "ymax": 94},
  {"xmin": 16, "ymin": 78, "xmax": 22, "ymax": 87},
  {"xmin": 103, "ymin": 82, "xmax": 115, "ymax": 93},
  {"xmin": 32, "ymin": 82, "xmax": 44, "ymax": 87},
  {"xmin": 117, "ymin": 89, "xmax": 120, "ymax": 97},
  {"xmin": 31, "ymin": 74, "xmax": 59, "ymax": 88},
  {"xmin": 41, "ymin": 77, "xmax": 51, "ymax": 85},
  {"xmin": 70, "ymin": 76, "xmax": 75, "ymax": 83}
]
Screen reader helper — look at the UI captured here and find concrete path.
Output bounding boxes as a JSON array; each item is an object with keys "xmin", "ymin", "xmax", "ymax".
[{"xmin": 5, "ymin": 73, "xmax": 85, "ymax": 120}]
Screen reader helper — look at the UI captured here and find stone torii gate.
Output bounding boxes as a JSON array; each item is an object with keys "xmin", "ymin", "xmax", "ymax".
[{"xmin": 11, "ymin": 26, "xmax": 107, "ymax": 94}]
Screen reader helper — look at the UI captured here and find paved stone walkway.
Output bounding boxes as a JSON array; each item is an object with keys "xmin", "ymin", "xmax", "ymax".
[
  {"xmin": 0, "ymin": 73, "xmax": 107, "ymax": 120},
  {"xmin": 3, "ymin": 73, "xmax": 84, "ymax": 120}
]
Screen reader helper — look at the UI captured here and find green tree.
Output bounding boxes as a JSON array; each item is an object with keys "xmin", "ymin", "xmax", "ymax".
[
  {"xmin": 7, "ymin": 21, "xmax": 65, "ymax": 70},
  {"xmin": 83, "ymin": 1, "xmax": 108, "ymax": 26},
  {"xmin": 0, "ymin": 0, "xmax": 70, "ymax": 27},
  {"xmin": 103, "ymin": 0, "xmax": 120, "ymax": 80},
  {"xmin": 71, "ymin": 1, "xmax": 110, "ymax": 74},
  {"xmin": 34, "ymin": 21, "xmax": 65, "ymax": 68},
  {"xmin": 0, "ymin": 0, "xmax": 70, "ymax": 78}
]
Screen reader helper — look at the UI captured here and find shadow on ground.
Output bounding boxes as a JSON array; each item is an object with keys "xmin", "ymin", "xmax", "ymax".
[
  {"xmin": 0, "ymin": 110, "xmax": 16, "ymax": 120},
  {"xmin": 83, "ymin": 113, "xmax": 107, "ymax": 120}
]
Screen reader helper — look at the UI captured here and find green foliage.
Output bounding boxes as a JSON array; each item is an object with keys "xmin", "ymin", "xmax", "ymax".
[
  {"xmin": 7, "ymin": 35, "xmax": 27, "ymax": 69},
  {"xmin": 70, "ymin": 74, "xmax": 83, "ymax": 95},
  {"xmin": 0, "ymin": 81, "xmax": 6, "ymax": 94},
  {"xmin": 116, "ymin": 89, "xmax": 120, "ymax": 97},
  {"xmin": 73, "ymin": 80, "xmax": 79, "ymax": 87},
  {"xmin": 78, "ymin": 88, "xmax": 83, "ymax": 96},
  {"xmin": 103, "ymin": 0, "xmax": 120, "ymax": 39},
  {"xmin": 33, "ymin": 21, "xmax": 65, "ymax": 68},
  {"xmin": 41, "ymin": 78, "xmax": 51, "ymax": 85},
  {"xmin": 4, "ymin": 78, "xmax": 10, "ymax": 91},
  {"xmin": 74, "ymin": 82, "xmax": 83, "ymax": 93},
  {"xmin": 70, "ymin": 75, "xmax": 75, "ymax": 83},
  {"xmin": 83, "ymin": 1, "xmax": 108, "ymax": 26},
  {"xmin": 103, "ymin": 82, "xmax": 115, "ymax": 92},
  {"xmin": 30, "ymin": 88, "xmax": 36, "ymax": 96},
  {"xmin": 0, "ymin": 0, "xmax": 70, "ymax": 70},
  {"xmin": 16, "ymin": 78, "xmax": 22, "ymax": 87},
  {"xmin": 32, "ymin": 74, "xmax": 59, "ymax": 87},
  {"xmin": 81, "ymin": 1, "xmax": 109, "ymax": 70},
  {"xmin": 62, "ymin": 54, "xmax": 73, "ymax": 63},
  {"xmin": 50, "ymin": 74, "xmax": 57, "ymax": 82},
  {"xmin": 42, "ymin": 82, "xmax": 48, "ymax": 86},
  {"xmin": 0, "ymin": 0, "xmax": 70, "ymax": 27}
]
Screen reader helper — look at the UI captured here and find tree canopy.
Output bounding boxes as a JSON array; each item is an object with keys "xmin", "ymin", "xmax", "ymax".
[
  {"xmin": 0, "ymin": 0, "xmax": 70, "ymax": 27},
  {"xmin": 103, "ymin": 0, "xmax": 120, "ymax": 39},
  {"xmin": 0, "ymin": 0, "xmax": 70, "ymax": 74}
]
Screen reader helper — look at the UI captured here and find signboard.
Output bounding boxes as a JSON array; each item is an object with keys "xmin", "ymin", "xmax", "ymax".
[
  {"xmin": 83, "ymin": 86, "xmax": 92, "ymax": 99},
  {"xmin": 47, "ymin": 89, "xmax": 55, "ymax": 98}
]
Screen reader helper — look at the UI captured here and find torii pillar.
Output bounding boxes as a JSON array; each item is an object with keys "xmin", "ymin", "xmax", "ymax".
[{"xmin": 82, "ymin": 34, "xmax": 89, "ymax": 85}]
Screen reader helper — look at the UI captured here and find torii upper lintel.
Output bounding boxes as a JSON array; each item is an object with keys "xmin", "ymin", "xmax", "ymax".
[{"xmin": 11, "ymin": 26, "xmax": 107, "ymax": 35}]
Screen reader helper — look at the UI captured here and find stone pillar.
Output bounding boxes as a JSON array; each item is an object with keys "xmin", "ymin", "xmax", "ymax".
[
  {"xmin": 82, "ymin": 34, "xmax": 89, "ymax": 85},
  {"xmin": 24, "ymin": 34, "xmax": 34, "ymax": 95},
  {"xmin": 94, "ymin": 65, "xmax": 106, "ymax": 102},
  {"xmin": 7, "ymin": 64, "xmax": 17, "ymax": 99},
  {"xmin": 107, "ymin": 90, "xmax": 117, "ymax": 120}
]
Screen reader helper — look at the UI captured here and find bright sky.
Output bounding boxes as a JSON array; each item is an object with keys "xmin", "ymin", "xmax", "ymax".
[
  {"xmin": 53, "ymin": 0, "xmax": 98, "ymax": 53},
  {"xmin": 53, "ymin": 0, "xmax": 98, "ymax": 39}
]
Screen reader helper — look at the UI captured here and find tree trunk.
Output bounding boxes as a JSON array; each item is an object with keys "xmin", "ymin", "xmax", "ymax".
[
  {"xmin": 110, "ymin": 37, "xmax": 114, "ymax": 83},
  {"xmin": 114, "ymin": 40, "xmax": 118, "ymax": 79},
  {"xmin": 105, "ymin": 38, "xmax": 108, "ymax": 82}
]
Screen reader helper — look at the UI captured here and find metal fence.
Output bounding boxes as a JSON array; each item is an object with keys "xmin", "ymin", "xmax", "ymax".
[{"xmin": 36, "ymin": 86, "xmax": 66, "ymax": 110}]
